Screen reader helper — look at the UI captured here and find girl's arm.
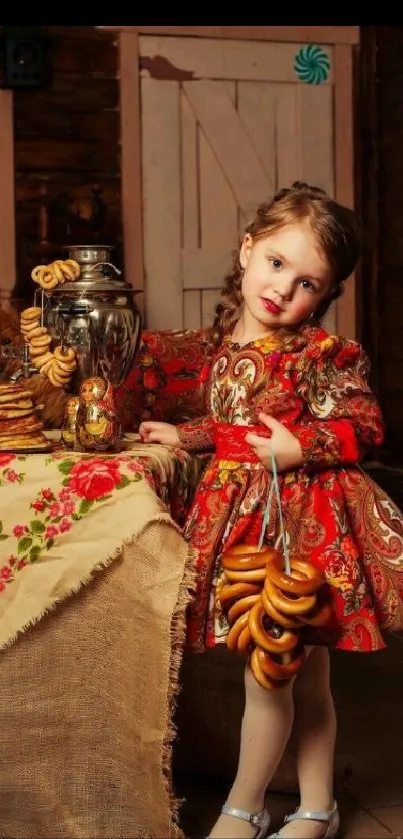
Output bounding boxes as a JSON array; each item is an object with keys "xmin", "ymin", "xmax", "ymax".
[
  {"xmin": 293, "ymin": 336, "xmax": 384, "ymax": 469},
  {"xmin": 176, "ymin": 360, "xmax": 215, "ymax": 451},
  {"xmin": 176, "ymin": 415, "xmax": 215, "ymax": 452}
]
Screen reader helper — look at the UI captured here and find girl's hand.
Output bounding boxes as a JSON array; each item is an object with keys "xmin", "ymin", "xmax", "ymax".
[
  {"xmin": 138, "ymin": 420, "xmax": 180, "ymax": 447},
  {"xmin": 245, "ymin": 412, "xmax": 303, "ymax": 472}
]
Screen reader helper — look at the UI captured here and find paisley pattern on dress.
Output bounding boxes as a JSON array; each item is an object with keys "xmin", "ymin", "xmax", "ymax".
[{"xmin": 178, "ymin": 325, "xmax": 403, "ymax": 654}]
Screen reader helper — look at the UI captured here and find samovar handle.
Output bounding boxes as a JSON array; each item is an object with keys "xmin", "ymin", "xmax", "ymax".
[{"xmin": 88, "ymin": 262, "xmax": 122, "ymax": 278}]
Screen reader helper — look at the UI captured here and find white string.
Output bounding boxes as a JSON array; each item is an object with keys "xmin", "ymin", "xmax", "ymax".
[{"xmin": 258, "ymin": 447, "xmax": 291, "ymax": 575}]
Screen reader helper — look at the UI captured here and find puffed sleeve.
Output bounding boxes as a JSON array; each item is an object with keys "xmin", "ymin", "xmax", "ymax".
[
  {"xmin": 176, "ymin": 362, "xmax": 215, "ymax": 452},
  {"xmin": 293, "ymin": 335, "xmax": 384, "ymax": 469}
]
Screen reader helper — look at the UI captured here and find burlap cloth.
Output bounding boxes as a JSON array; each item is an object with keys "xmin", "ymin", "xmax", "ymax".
[{"xmin": 0, "ymin": 442, "xmax": 202, "ymax": 838}]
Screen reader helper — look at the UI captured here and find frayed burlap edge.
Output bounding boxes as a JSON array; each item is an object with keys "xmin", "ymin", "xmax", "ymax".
[{"xmin": 163, "ymin": 543, "xmax": 199, "ymax": 839}]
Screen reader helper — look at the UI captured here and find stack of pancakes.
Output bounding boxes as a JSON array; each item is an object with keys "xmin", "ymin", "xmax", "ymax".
[{"xmin": 0, "ymin": 382, "xmax": 51, "ymax": 451}]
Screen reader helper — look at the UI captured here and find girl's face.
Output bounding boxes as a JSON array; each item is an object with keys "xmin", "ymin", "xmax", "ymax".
[{"xmin": 238, "ymin": 221, "xmax": 333, "ymax": 337}]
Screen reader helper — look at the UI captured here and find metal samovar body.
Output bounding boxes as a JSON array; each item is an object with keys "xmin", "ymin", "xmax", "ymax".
[{"xmin": 43, "ymin": 245, "xmax": 142, "ymax": 391}]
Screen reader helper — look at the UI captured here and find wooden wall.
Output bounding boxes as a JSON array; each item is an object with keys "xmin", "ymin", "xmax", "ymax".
[{"xmin": 8, "ymin": 26, "xmax": 121, "ymax": 300}]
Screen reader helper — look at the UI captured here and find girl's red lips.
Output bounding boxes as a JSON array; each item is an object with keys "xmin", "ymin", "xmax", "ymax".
[{"xmin": 262, "ymin": 298, "xmax": 282, "ymax": 314}]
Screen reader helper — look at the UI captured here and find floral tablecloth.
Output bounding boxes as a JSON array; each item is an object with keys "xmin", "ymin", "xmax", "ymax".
[
  {"xmin": 0, "ymin": 438, "xmax": 202, "ymax": 651},
  {"xmin": 0, "ymin": 436, "xmax": 205, "ymax": 838}
]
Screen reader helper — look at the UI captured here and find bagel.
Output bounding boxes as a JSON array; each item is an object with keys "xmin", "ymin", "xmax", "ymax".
[
  {"xmin": 30, "ymin": 267, "xmax": 48, "ymax": 283},
  {"xmin": 221, "ymin": 544, "xmax": 278, "ymax": 571},
  {"xmin": 54, "ymin": 357, "xmax": 77, "ymax": 373},
  {"xmin": 251, "ymin": 646, "xmax": 306, "ymax": 686},
  {"xmin": 250, "ymin": 648, "xmax": 281, "ymax": 690},
  {"xmin": 54, "ymin": 345, "xmax": 76, "ymax": 364},
  {"xmin": 21, "ymin": 306, "xmax": 42, "ymax": 321},
  {"xmin": 265, "ymin": 557, "xmax": 324, "ymax": 597},
  {"xmin": 32, "ymin": 351, "xmax": 53, "ymax": 369},
  {"xmin": 262, "ymin": 580, "xmax": 317, "ymax": 616},
  {"xmin": 248, "ymin": 601, "xmax": 299, "ymax": 654},
  {"xmin": 227, "ymin": 611, "xmax": 250, "ymax": 652},
  {"xmin": 224, "ymin": 567, "xmax": 267, "ymax": 584},
  {"xmin": 64, "ymin": 258, "xmax": 80, "ymax": 278},
  {"xmin": 218, "ymin": 581, "xmax": 261, "ymax": 606},
  {"xmin": 261, "ymin": 581, "xmax": 301, "ymax": 629},
  {"xmin": 39, "ymin": 357, "xmax": 55, "ymax": 376},
  {"xmin": 58, "ymin": 262, "xmax": 76, "ymax": 281},
  {"xmin": 30, "ymin": 335, "xmax": 52, "ymax": 348},
  {"xmin": 237, "ymin": 624, "xmax": 254, "ymax": 655},
  {"xmin": 228, "ymin": 593, "xmax": 261, "ymax": 624},
  {"xmin": 51, "ymin": 260, "xmax": 65, "ymax": 283},
  {"xmin": 22, "ymin": 325, "xmax": 46, "ymax": 340}
]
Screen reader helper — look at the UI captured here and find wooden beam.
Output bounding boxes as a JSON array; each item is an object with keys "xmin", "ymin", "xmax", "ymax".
[
  {"xmin": 333, "ymin": 42, "xmax": 357, "ymax": 339},
  {"xmin": 97, "ymin": 26, "xmax": 360, "ymax": 45},
  {"xmin": 118, "ymin": 31, "xmax": 145, "ymax": 318},
  {"xmin": 0, "ymin": 90, "xmax": 16, "ymax": 306}
]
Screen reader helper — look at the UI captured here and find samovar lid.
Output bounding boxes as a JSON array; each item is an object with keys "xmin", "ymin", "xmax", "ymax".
[{"xmin": 56, "ymin": 244, "xmax": 141, "ymax": 293}]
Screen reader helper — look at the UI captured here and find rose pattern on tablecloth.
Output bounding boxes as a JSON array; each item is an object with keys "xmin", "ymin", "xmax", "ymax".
[{"xmin": 0, "ymin": 448, "xmax": 203, "ymax": 593}]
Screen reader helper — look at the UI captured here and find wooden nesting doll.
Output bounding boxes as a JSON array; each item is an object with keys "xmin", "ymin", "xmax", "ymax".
[{"xmin": 75, "ymin": 376, "xmax": 118, "ymax": 452}]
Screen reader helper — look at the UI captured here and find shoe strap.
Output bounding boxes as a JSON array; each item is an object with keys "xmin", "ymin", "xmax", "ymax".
[
  {"xmin": 221, "ymin": 804, "xmax": 265, "ymax": 828},
  {"xmin": 285, "ymin": 806, "xmax": 334, "ymax": 824}
]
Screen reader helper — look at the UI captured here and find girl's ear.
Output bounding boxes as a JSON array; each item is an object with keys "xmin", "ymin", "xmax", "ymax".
[{"xmin": 239, "ymin": 234, "xmax": 252, "ymax": 270}]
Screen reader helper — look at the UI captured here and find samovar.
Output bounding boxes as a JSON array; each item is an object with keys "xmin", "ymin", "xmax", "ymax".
[{"xmin": 43, "ymin": 245, "xmax": 142, "ymax": 391}]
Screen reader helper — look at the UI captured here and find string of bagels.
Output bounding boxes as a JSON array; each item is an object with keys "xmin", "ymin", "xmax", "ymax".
[
  {"xmin": 218, "ymin": 451, "xmax": 332, "ymax": 690},
  {"xmin": 19, "ymin": 259, "xmax": 81, "ymax": 389}
]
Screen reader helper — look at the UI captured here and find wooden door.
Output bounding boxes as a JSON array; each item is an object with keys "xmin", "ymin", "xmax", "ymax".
[{"xmin": 140, "ymin": 36, "xmax": 340, "ymax": 333}]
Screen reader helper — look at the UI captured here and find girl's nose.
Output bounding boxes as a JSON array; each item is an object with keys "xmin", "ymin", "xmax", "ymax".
[{"xmin": 274, "ymin": 276, "xmax": 294, "ymax": 301}]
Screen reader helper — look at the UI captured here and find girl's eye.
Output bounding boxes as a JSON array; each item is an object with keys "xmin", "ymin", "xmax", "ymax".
[
  {"xmin": 270, "ymin": 258, "xmax": 283, "ymax": 270},
  {"xmin": 300, "ymin": 279, "xmax": 315, "ymax": 291}
]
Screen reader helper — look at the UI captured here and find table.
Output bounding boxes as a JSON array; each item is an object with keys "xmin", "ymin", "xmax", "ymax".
[{"xmin": 0, "ymin": 436, "xmax": 203, "ymax": 839}]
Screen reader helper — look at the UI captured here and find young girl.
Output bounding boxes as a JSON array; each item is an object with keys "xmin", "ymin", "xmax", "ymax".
[{"xmin": 139, "ymin": 182, "xmax": 403, "ymax": 839}]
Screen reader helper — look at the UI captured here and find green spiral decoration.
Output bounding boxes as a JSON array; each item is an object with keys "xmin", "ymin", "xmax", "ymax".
[{"xmin": 294, "ymin": 44, "xmax": 330, "ymax": 85}]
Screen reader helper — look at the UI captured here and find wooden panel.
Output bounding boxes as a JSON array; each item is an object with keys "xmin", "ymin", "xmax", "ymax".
[
  {"xmin": 183, "ymin": 80, "xmax": 272, "ymax": 215},
  {"xmin": 198, "ymin": 87, "xmax": 238, "ymax": 254},
  {"xmin": 141, "ymin": 78, "xmax": 182, "ymax": 329},
  {"xmin": 201, "ymin": 289, "xmax": 220, "ymax": 328},
  {"xmin": 119, "ymin": 31, "xmax": 144, "ymax": 308},
  {"xmin": 184, "ymin": 290, "xmax": 201, "ymax": 329},
  {"xmin": 333, "ymin": 44, "xmax": 356, "ymax": 340},
  {"xmin": 298, "ymin": 84, "xmax": 334, "ymax": 193},
  {"xmin": 276, "ymin": 85, "xmax": 303, "ymax": 186},
  {"xmin": 0, "ymin": 90, "xmax": 16, "ymax": 303},
  {"xmin": 139, "ymin": 37, "xmax": 334, "ymax": 84},
  {"xmin": 181, "ymin": 93, "xmax": 199, "ymax": 251},
  {"xmin": 98, "ymin": 26, "xmax": 360, "ymax": 45},
  {"xmin": 237, "ymin": 82, "xmax": 276, "ymax": 195},
  {"xmin": 183, "ymin": 250, "xmax": 234, "ymax": 290}
]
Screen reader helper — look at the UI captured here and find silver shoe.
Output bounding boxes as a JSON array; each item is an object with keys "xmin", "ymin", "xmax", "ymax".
[
  {"xmin": 268, "ymin": 801, "xmax": 339, "ymax": 838},
  {"xmin": 220, "ymin": 803, "xmax": 271, "ymax": 838}
]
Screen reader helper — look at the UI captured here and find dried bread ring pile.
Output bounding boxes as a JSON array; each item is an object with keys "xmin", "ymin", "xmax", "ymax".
[
  {"xmin": 19, "ymin": 307, "xmax": 77, "ymax": 389},
  {"xmin": 31, "ymin": 259, "xmax": 80, "ymax": 290},
  {"xmin": 218, "ymin": 544, "xmax": 331, "ymax": 690},
  {"xmin": 47, "ymin": 345, "xmax": 77, "ymax": 389}
]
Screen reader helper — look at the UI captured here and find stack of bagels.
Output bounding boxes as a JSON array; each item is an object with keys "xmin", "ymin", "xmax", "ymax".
[
  {"xmin": 218, "ymin": 544, "xmax": 332, "ymax": 690},
  {"xmin": 20, "ymin": 306, "xmax": 77, "ymax": 390}
]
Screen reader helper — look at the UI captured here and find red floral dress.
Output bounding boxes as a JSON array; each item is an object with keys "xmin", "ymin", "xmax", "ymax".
[{"xmin": 177, "ymin": 325, "xmax": 403, "ymax": 654}]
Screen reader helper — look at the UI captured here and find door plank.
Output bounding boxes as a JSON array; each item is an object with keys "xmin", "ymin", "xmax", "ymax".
[
  {"xmin": 183, "ymin": 80, "xmax": 272, "ymax": 216},
  {"xmin": 141, "ymin": 77, "xmax": 182, "ymax": 328}
]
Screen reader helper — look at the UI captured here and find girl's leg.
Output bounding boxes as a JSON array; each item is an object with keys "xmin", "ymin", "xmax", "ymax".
[
  {"xmin": 209, "ymin": 663, "xmax": 294, "ymax": 839},
  {"xmin": 277, "ymin": 646, "xmax": 337, "ymax": 838}
]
